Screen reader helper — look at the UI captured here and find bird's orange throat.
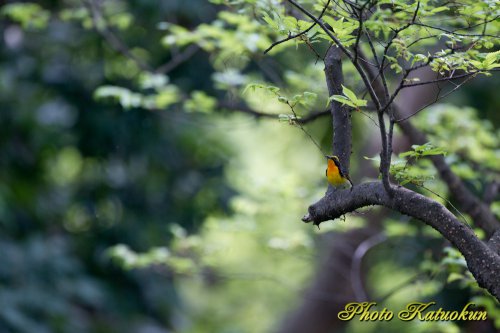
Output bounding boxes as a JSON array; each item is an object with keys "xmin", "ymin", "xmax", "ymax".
[
  {"xmin": 327, "ymin": 159, "xmax": 345, "ymax": 185},
  {"xmin": 327, "ymin": 159, "xmax": 337, "ymax": 172}
]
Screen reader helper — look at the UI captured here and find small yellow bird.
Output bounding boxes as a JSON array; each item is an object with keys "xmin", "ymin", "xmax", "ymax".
[{"xmin": 325, "ymin": 155, "xmax": 354, "ymax": 189}]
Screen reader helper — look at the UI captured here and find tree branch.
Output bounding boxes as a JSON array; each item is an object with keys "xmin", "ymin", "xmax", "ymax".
[
  {"xmin": 356, "ymin": 50, "xmax": 500, "ymax": 236},
  {"xmin": 484, "ymin": 181, "xmax": 499, "ymax": 206},
  {"xmin": 397, "ymin": 119, "xmax": 500, "ymax": 237},
  {"xmin": 264, "ymin": 0, "xmax": 332, "ymax": 54},
  {"xmin": 324, "ymin": 47, "xmax": 352, "ymax": 172},
  {"xmin": 217, "ymin": 101, "xmax": 330, "ymax": 124},
  {"xmin": 155, "ymin": 44, "xmax": 199, "ymax": 74},
  {"xmin": 395, "ymin": 74, "xmax": 476, "ymax": 122},
  {"xmin": 83, "ymin": 0, "xmax": 152, "ymax": 72},
  {"xmin": 302, "ymin": 182, "xmax": 500, "ymax": 300},
  {"xmin": 287, "ymin": 0, "xmax": 382, "ymax": 110},
  {"xmin": 400, "ymin": 71, "xmax": 479, "ymax": 89},
  {"xmin": 412, "ymin": 22, "xmax": 500, "ymax": 39}
]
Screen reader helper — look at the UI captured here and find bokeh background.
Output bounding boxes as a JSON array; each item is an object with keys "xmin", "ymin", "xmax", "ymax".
[{"xmin": 0, "ymin": 0, "xmax": 499, "ymax": 332}]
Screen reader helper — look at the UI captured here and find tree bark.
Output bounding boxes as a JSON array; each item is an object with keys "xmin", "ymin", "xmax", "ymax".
[
  {"xmin": 303, "ymin": 182, "xmax": 500, "ymax": 300},
  {"xmin": 324, "ymin": 47, "xmax": 352, "ymax": 171}
]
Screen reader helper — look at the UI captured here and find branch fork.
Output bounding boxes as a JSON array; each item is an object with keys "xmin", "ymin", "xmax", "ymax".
[{"xmin": 302, "ymin": 182, "xmax": 500, "ymax": 299}]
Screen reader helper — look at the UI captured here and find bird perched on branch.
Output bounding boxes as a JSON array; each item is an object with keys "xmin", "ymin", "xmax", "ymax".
[{"xmin": 325, "ymin": 155, "xmax": 354, "ymax": 189}]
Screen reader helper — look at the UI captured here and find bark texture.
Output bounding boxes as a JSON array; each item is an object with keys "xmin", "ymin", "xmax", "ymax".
[{"xmin": 303, "ymin": 182, "xmax": 500, "ymax": 300}]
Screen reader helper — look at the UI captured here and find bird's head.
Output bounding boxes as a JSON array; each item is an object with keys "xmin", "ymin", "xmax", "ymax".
[{"xmin": 325, "ymin": 155, "xmax": 341, "ymax": 167}]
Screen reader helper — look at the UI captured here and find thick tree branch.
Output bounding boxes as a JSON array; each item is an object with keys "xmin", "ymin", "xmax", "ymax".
[
  {"xmin": 324, "ymin": 47, "xmax": 352, "ymax": 171},
  {"xmin": 302, "ymin": 182, "xmax": 500, "ymax": 300},
  {"xmin": 488, "ymin": 230, "xmax": 500, "ymax": 256},
  {"xmin": 397, "ymin": 120, "xmax": 500, "ymax": 237},
  {"xmin": 279, "ymin": 1, "xmax": 395, "ymax": 194},
  {"xmin": 357, "ymin": 50, "xmax": 500, "ymax": 237},
  {"xmin": 484, "ymin": 181, "xmax": 500, "ymax": 206}
]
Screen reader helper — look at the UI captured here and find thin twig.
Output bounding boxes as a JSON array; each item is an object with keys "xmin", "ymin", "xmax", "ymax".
[
  {"xmin": 287, "ymin": 0, "xmax": 382, "ymax": 110},
  {"xmin": 418, "ymin": 184, "xmax": 472, "ymax": 230},
  {"xmin": 263, "ymin": 0, "xmax": 332, "ymax": 54},
  {"xmin": 287, "ymin": 101, "xmax": 326, "ymax": 155},
  {"xmin": 82, "ymin": 0, "xmax": 152, "ymax": 72},
  {"xmin": 395, "ymin": 74, "xmax": 475, "ymax": 122},
  {"xmin": 155, "ymin": 44, "xmax": 199, "ymax": 74},
  {"xmin": 412, "ymin": 22, "xmax": 500, "ymax": 39}
]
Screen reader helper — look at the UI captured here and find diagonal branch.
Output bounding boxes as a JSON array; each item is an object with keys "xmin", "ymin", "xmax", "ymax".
[
  {"xmin": 287, "ymin": 0, "xmax": 382, "ymax": 110},
  {"xmin": 397, "ymin": 119, "xmax": 500, "ymax": 237},
  {"xmin": 217, "ymin": 100, "xmax": 330, "ymax": 124},
  {"xmin": 155, "ymin": 44, "xmax": 199, "ymax": 74},
  {"xmin": 395, "ymin": 74, "xmax": 475, "ymax": 122},
  {"xmin": 83, "ymin": 0, "xmax": 152, "ymax": 72},
  {"xmin": 264, "ymin": 0, "xmax": 332, "ymax": 54},
  {"xmin": 357, "ymin": 49, "xmax": 500, "ymax": 237},
  {"xmin": 302, "ymin": 182, "xmax": 500, "ymax": 300}
]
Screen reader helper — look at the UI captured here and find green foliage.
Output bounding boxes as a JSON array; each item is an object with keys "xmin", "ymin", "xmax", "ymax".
[
  {"xmin": 1, "ymin": 0, "xmax": 499, "ymax": 332},
  {"xmin": 364, "ymin": 155, "xmax": 436, "ymax": 186},
  {"xmin": 94, "ymin": 86, "xmax": 143, "ymax": 109},
  {"xmin": 399, "ymin": 142, "xmax": 447, "ymax": 159},
  {"xmin": 413, "ymin": 105, "xmax": 499, "ymax": 183},
  {"xmin": 60, "ymin": 0, "xmax": 133, "ymax": 30},
  {"xmin": 329, "ymin": 85, "xmax": 368, "ymax": 110},
  {"xmin": 1, "ymin": 3, "xmax": 49, "ymax": 30},
  {"xmin": 0, "ymin": 1, "xmax": 232, "ymax": 331},
  {"xmin": 108, "ymin": 244, "xmax": 172, "ymax": 270},
  {"xmin": 0, "ymin": 237, "xmax": 106, "ymax": 333},
  {"xmin": 243, "ymin": 83, "xmax": 281, "ymax": 95},
  {"xmin": 94, "ymin": 82, "xmax": 180, "ymax": 110},
  {"xmin": 392, "ymin": 159, "xmax": 436, "ymax": 186},
  {"xmin": 184, "ymin": 91, "xmax": 217, "ymax": 113},
  {"xmin": 470, "ymin": 50, "xmax": 500, "ymax": 72},
  {"xmin": 472, "ymin": 296, "xmax": 500, "ymax": 329},
  {"xmin": 244, "ymin": 83, "xmax": 318, "ymax": 121},
  {"xmin": 262, "ymin": 11, "xmax": 311, "ymax": 36},
  {"xmin": 359, "ymin": 0, "xmax": 500, "ymax": 76},
  {"xmin": 162, "ymin": 11, "xmax": 272, "ymax": 69},
  {"xmin": 108, "ymin": 118, "xmax": 325, "ymax": 333}
]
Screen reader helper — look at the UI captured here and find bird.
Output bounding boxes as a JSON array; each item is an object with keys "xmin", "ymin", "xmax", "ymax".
[{"xmin": 325, "ymin": 155, "xmax": 354, "ymax": 189}]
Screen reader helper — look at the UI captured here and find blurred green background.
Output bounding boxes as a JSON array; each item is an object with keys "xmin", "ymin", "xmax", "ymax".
[{"xmin": 0, "ymin": 0, "xmax": 498, "ymax": 332}]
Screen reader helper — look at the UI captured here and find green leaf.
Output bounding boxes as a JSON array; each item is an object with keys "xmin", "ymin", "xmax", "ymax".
[
  {"xmin": 277, "ymin": 96, "xmax": 288, "ymax": 103},
  {"xmin": 153, "ymin": 86, "xmax": 180, "ymax": 109},
  {"xmin": 399, "ymin": 143, "xmax": 447, "ymax": 159},
  {"xmin": 184, "ymin": 91, "xmax": 217, "ymax": 113},
  {"xmin": 1, "ymin": 3, "xmax": 50, "ymax": 30},
  {"xmin": 139, "ymin": 73, "xmax": 169, "ymax": 90},
  {"xmin": 447, "ymin": 272, "xmax": 464, "ymax": 283},
  {"xmin": 342, "ymin": 85, "xmax": 357, "ymax": 102},
  {"xmin": 291, "ymin": 91, "xmax": 317, "ymax": 106},
  {"xmin": 243, "ymin": 83, "xmax": 280, "ymax": 95},
  {"xmin": 331, "ymin": 96, "xmax": 356, "ymax": 108},
  {"xmin": 278, "ymin": 114, "xmax": 299, "ymax": 122},
  {"xmin": 94, "ymin": 86, "xmax": 143, "ymax": 109},
  {"xmin": 431, "ymin": 6, "xmax": 449, "ymax": 13},
  {"xmin": 328, "ymin": 85, "xmax": 367, "ymax": 109}
]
